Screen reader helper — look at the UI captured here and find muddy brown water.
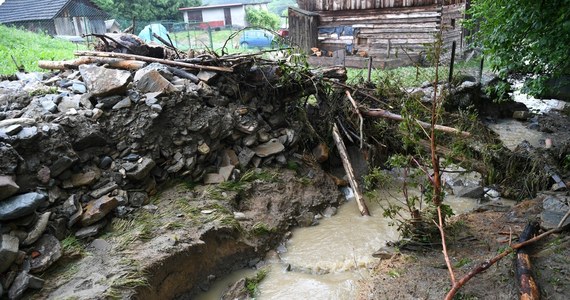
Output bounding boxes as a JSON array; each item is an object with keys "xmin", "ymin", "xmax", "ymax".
[{"xmin": 195, "ymin": 189, "xmax": 479, "ymax": 300}]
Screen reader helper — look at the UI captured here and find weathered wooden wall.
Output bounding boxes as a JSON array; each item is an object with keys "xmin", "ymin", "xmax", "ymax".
[
  {"xmin": 315, "ymin": 3, "xmax": 465, "ymax": 62},
  {"xmin": 288, "ymin": 7, "xmax": 319, "ymax": 54},
  {"xmin": 298, "ymin": 0, "xmax": 465, "ymax": 11}
]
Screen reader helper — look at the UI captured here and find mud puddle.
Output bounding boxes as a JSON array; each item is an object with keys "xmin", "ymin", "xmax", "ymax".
[{"xmin": 196, "ymin": 188, "xmax": 480, "ymax": 300}]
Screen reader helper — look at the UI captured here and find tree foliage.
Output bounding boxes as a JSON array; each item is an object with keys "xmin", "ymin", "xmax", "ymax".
[
  {"xmin": 267, "ymin": 0, "xmax": 297, "ymax": 16},
  {"xmin": 467, "ymin": 0, "xmax": 570, "ymax": 94},
  {"xmin": 245, "ymin": 8, "xmax": 281, "ymax": 30},
  {"xmin": 92, "ymin": 0, "xmax": 201, "ymax": 21}
]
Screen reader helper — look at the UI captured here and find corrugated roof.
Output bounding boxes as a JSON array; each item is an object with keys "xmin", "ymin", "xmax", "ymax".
[
  {"xmin": 0, "ymin": 0, "xmax": 106, "ymax": 23},
  {"xmin": 180, "ymin": 3, "xmax": 244, "ymax": 11},
  {"xmin": 0, "ymin": 0, "xmax": 69, "ymax": 23},
  {"xmin": 204, "ymin": 0, "xmax": 268, "ymax": 5}
]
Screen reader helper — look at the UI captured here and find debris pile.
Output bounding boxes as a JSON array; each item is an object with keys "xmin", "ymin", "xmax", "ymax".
[{"xmin": 0, "ymin": 45, "xmax": 342, "ymax": 298}]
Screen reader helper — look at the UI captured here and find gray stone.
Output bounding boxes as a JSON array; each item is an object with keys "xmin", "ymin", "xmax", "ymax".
[
  {"xmin": 128, "ymin": 191, "xmax": 149, "ymax": 207},
  {"xmin": 542, "ymin": 196, "xmax": 570, "ymax": 229},
  {"xmin": 36, "ymin": 166, "xmax": 51, "ymax": 184},
  {"xmin": 136, "ymin": 70, "xmax": 176, "ymax": 94},
  {"xmin": 166, "ymin": 159, "xmax": 185, "ymax": 173},
  {"xmin": 0, "ymin": 192, "xmax": 46, "ymax": 221},
  {"xmin": 323, "ymin": 206, "xmax": 337, "ymax": 218},
  {"xmin": 219, "ymin": 165, "xmax": 234, "ymax": 181},
  {"xmin": 29, "ymin": 234, "xmax": 62, "ymax": 273},
  {"xmin": 79, "ymin": 64, "xmax": 131, "ymax": 96},
  {"xmin": 99, "ymin": 156, "xmax": 113, "ymax": 169},
  {"xmin": 133, "ymin": 63, "xmax": 173, "ymax": 82},
  {"xmin": 8, "ymin": 271, "xmax": 44, "ymax": 300},
  {"xmin": 221, "ymin": 278, "xmax": 248, "ymax": 300},
  {"xmin": 88, "ymin": 239, "xmax": 111, "ymax": 252},
  {"xmin": 89, "ymin": 182, "xmax": 119, "ymax": 199},
  {"xmin": 4, "ymin": 124, "xmax": 23, "ymax": 135},
  {"xmin": 16, "ymin": 126, "xmax": 38, "ymax": 140},
  {"xmin": 453, "ymin": 185, "xmax": 485, "ymax": 198},
  {"xmin": 238, "ymin": 147, "xmax": 255, "ymax": 167},
  {"xmin": 0, "ymin": 143, "xmax": 20, "ymax": 174},
  {"xmin": 233, "ymin": 212, "xmax": 247, "ymax": 220},
  {"xmin": 513, "ymin": 111, "xmax": 530, "ymax": 120},
  {"xmin": 50, "ymin": 156, "xmax": 74, "ymax": 177},
  {"xmin": 150, "ymin": 104, "xmax": 162, "ymax": 113},
  {"xmin": 253, "ymin": 139, "xmax": 284, "ymax": 158},
  {"xmin": 72, "ymin": 82, "xmax": 87, "ymax": 94},
  {"xmin": 97, "ymin": 95, "xmax": 122, "ymax": 109},
  {"xmin": 112, "ymin": 97, "xmax": 132, "ymax": 110},
  {"xmin": 372, "ymin": 246, "xmax": 398, "ymax": 259},
  {"xmin": 204, "ymin": 173, "xmax": 225, "ymax": 184},
  {"xmin": 62, "ymin": 194, "xmax": 80, "ymax": 218},
  {"xmin": 91, "ymin": 108, "xmax": 103, "ymax": 120},
  {"xmin": 57, "ymin": 96, "xmax": 80, "ymax": 112},
  {"xmin": 197, "ymin": 70, "xmax": 218, "ymax": 83},
  {"xmin": 73, "ymin": 129, "xmax": 107, "ymax": 151},
  {"xmin": 22, "ymin": 212, "xmax": 51, "ymax": 246},
  {"xmin": 126, "ymin": 157, "xmax": 156, "ymax": 181},
  {"xmin": 198, "ymin": 143, "xmax": 210, "ymax": 155},
  {"xmin": 0, "ymin": 175, "xmax": 19, "ymax": 201},
  {"xmin": 0, "ymin": 234, "xmax": 19, "ymax": 273},
  {"xmin": 75, "ymin": 221, "xmax": 105, "ymax": 239}
]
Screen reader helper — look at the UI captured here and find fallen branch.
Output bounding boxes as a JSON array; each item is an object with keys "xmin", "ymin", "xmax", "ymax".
[
  {"xmin": 361, "ymin": 108, "xmax": 470, "ymax": 137},
  {"xmin": 345, "ymin": 90, "xmax": 364, "ymax": 149},
  {"xmin": 38, "ymin": 56, "xmax": 146, "ymax": 70},
  {"xmin": 444, "ymin": 224, "xmax": 567, "ymax": 300},
  {"xmin": 332, "ymin": 123, "xmax": 370, "ymax": 216},
  {"xmin": 75, "ymin": 50, "xmax": 233, "ymax": 73}
]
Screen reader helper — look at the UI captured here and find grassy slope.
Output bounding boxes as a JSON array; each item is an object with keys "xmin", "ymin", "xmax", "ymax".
[{"xmin": 0, "ymin": 25, "xmax": 80, "ymax": 75}]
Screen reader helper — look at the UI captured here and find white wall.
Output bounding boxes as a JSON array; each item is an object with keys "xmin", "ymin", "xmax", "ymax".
[
  {"xmin": 230, "ymin": 6, "xmax": 246, "ymax": 27},
  {"xmin": 202, "ymin": 7, "xmax": 224, "ymax": 23}
]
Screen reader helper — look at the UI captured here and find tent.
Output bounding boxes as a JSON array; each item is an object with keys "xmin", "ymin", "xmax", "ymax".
[{"xmin": 138, "ymin": 23, "xmax": 174, "ymax": 46}]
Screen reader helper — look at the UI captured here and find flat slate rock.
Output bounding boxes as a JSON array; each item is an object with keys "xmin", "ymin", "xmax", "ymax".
[
  {"xmin": 253, "ymin": 139, "xmax": 285, "ymax": 158},
  {"xmin": 0, "ymin": 192, "xmax": 46, "ymax": 221},
  {"xmin": 30, "ymin": 234, "xmax": 62, "ymax": 273}
]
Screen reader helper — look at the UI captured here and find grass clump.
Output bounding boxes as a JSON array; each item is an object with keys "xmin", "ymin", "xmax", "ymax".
[
  {"xmin": 0, "ymin": 25, "xmax": 84, "ymax": 75},
  {"xmin": 245, "ymin": 269, "xmax": 268, "ymax": 296}
]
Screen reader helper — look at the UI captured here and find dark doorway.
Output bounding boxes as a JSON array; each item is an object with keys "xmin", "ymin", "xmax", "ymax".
[{"xmin": 224, "ymin": 8, "xmax": 232, "ymax": 26}]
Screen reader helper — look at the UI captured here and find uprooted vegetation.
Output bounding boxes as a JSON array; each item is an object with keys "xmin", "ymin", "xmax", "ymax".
[{"xmin": 1, "ymin": 28, "xmax": 568, "ymax": 299}]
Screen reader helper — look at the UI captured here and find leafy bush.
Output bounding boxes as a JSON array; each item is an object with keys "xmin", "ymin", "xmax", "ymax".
[{"xmin": 245, "ymin": 8, "xmax": 281, "ymax": 30}]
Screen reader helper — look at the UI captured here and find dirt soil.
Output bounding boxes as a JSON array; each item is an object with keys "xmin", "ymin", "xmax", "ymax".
[
  {"xmin": 31, "ymin": 166, "xmax": 342, "ymax": 300},
  {"xmin": 359, "ymin": 196, "xmax": 570, "ymax": 300}
]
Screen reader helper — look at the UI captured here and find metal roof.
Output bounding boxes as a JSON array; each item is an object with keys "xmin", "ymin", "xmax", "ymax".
[{"xmin": 0, "ymin": 0, "xmax": 105, "ymax": 23}]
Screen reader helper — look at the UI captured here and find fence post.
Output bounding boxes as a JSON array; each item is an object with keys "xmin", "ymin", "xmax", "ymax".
[
  {"xmin": 448, "ymin": 41, "xmax": 456, "ymax": 84},
  {"xmin": 207, "ymin": 25, "xmax": 213, "ymax": 50},
  {"xmin": 367, "ymin": 57, "xmax": 373, "ymax": 82}
]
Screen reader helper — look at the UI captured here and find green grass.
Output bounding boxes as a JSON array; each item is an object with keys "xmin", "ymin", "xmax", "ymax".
[
  {"xmin": 346, "ymin": 57, "xmax": 486, "ymax": 88},
  {"xmin": 0, "ymin": 25, "xmax": 85, "ymax": 75}
]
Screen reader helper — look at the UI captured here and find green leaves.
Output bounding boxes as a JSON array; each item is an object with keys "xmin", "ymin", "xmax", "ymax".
[
  {"xmin": 245, "ymin": 8, "xmax": 281, "ymax": 30},
  {"xmin": 468, "ymin": 0, "xmax": 570, "ymax": 95}
]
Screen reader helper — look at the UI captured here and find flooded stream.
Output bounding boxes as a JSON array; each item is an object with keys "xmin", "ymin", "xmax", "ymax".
[{"xmin": 196, "ymin": 189, "xmax": 479, "ymax": 300}]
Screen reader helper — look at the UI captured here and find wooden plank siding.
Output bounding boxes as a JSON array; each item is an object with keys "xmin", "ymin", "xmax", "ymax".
[
  {"xmin": 298, "ymin": 0, "xmax": 465, "ymax": 11},
  {"xmin": 288, "ymin": 7, "xmax": 320, "ymax": 54},
  {"xmin": 292, "ymin": 1, "xmax": 467, "ymax": 67}
]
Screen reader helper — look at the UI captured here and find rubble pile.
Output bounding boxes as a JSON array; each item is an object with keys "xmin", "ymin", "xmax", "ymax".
[{"xmin": 0, "ymin": 55, "xmax": 338, "ymax": 298}]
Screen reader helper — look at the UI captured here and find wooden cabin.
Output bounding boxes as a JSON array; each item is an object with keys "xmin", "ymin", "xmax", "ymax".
[
  {"xmin": 289, "ymin": 0, "xmax": 467, "ymax": 68},
  {"xmin": 0, "ymin": 0, "xmax": 107, "ymax": 37}
]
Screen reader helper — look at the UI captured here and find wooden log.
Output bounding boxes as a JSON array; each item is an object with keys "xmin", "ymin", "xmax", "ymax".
[
  {"xmin": 362, "ymin": 108, "xmax": 470, "ymax": 137},
  {"xmin": 332, "ymin": 123, "xmax": 370, "ymax": 216},
  {"xmin": 74, "ymin": 50, "xmax": 233, "ymax": 73},
  {"xmin": 516, "ymin": 221, "xmax": 540, "ymax": 300},
  {"xmin": 38, "ymin": 56, "xmax": 147, "ymax": 70}
]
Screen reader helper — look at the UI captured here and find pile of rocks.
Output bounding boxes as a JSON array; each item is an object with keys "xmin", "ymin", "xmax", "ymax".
[{"xmin": 0, "ymin": 59, "xmax": 332, "ymax": 298}]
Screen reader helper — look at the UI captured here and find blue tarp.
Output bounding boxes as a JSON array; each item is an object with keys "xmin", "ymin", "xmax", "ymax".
[{"xmin": 138, "ymin": 23, "xmax": 175, "ymax": 46}]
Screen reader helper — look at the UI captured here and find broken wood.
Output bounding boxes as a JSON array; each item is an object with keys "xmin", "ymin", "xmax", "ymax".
[
  {"xmin": 75, "ymin": 50, "xmax": 234, "ymax": 73},
  {"xmin": 345, "ymin": 90, "xmax": 364, "ymax": 149},
  {"xmin": 38, "ymin": 56, "xmax": 147, "ymax": 70},
  {"xmin": 362, "ymin": 108, "xmax": 470, "ymax": 137},
  {"xmin": 445, "ymin": 224, "xmax": 568, "ymax": 300},
  {"xmin": 516, "ymin": 221, "xmax": 540, "ymax": 300},
  {"xmin": 332, "ymin": 123, "xmax": 370, "ymax": 216}
]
